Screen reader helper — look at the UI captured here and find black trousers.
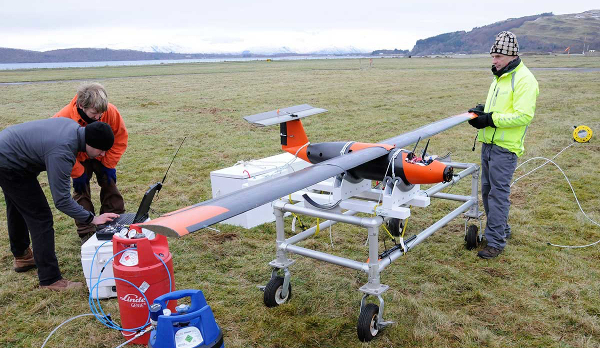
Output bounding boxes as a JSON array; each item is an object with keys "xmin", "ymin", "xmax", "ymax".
[{"xmin": 0, "ymin": 169, "xmax": 62, "ymax": 285}]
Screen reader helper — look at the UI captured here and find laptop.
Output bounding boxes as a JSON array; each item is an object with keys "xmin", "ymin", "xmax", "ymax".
[{"xmin": 95, "ymin": 182, "xmax": 162, "ymax": 239}]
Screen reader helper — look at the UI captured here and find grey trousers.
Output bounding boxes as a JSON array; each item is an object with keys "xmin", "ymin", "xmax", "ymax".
[{"xmin": 481, "ymin": 143, "xmax": 518, "ymax": 250}]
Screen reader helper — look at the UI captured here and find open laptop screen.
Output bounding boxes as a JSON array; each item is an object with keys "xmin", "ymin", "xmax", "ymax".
[{"xmin": 133, "ymin": 182, "xmax": 162, "ymax": 224}]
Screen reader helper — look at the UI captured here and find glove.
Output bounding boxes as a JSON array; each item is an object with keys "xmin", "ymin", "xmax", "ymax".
[
  {"xmin": 72, "ymin": 172, "xmax": 89, "ymax": 194},
  {"xmin": 101, "ymin": 165, "xmax": 117, "ymax": 184},
  {"xmin": 468, "ymin": 104, "xmax": 485, "ymax": 115},
  {"xmin": 468, "ymin": 112, "xmax": 496, "ymax": 129}
]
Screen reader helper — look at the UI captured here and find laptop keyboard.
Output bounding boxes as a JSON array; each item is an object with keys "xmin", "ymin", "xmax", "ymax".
[{"xmin": 114, "ymin": 213, "xmax": 136, "ymax": 225}]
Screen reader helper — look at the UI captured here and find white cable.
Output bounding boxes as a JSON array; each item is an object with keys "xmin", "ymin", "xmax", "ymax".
[
  {"xmin": 329, "ymin": 224, "xmax": 334, "ymax": 248},
  {"xmin": 376, "ymin": 151, "xmax": 396, "ymax": 207},
  {"xmin": 325, "ymin": 183, "xmax": 335, "ymax": 248},
  {"xmin": 511, "ymin": 143, "xmax": 575, "ymax": 187},
  {"xmin": 41, "ymin": 313, "xmax": 95, "ymax": 348},
  {"xmin": 390, "ymin": 148, "xmax": 403, "ymax": 180},
  {"xmin": 114, "ymin": 326, "xmax": 152, "ymax": 348},
  {"xmin": 340, "ymin": 141, "xmax": 353, "ymax": 156},
  {"xmin": 399, "ymin": 236, "xmax": 406, "ymax": 255},
  {"xmin": 512, "ymin": 154, "xmax": 600, "ymax": 248},
  {"xmin": 261, "ymin": 142, "xmax": 310, "ymax": 180},
  {"xmin": 291, "ymin": 142, "xmax": 310, "ymax": 162},
  {"xmin": 364, "ymin": 150, "xmax": 396, "ymax": 246}
]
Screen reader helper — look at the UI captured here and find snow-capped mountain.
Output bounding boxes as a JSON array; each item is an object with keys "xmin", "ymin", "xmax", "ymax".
[{"xmin": 309, "ymin": 46, "xmax": 367, "ymax": 55}]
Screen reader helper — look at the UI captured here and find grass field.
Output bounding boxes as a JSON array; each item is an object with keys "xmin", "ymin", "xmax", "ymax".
[{"xmin": 1, "ymin": 55, "xmax": 599, "ymax": 348}]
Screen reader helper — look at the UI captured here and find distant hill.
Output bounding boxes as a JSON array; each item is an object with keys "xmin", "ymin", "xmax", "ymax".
[
  {"xmin": 0, "ymin": 47, "xmax": 367, "ymax": 64},
  {"xmin": 0, "ymin": 47, "xmax": 243, "ymax": 64},
  {"xmin": 409, "ymin": 10, "xmax": 600, "ymax": 55},
  {"xmin": 371, "ymin": 49, "xmax": 410, "ymax": 56}
]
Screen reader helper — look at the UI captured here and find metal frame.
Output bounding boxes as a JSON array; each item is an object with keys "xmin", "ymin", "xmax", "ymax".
[{"xmin": 262, "ymin": 162, "xmax": 481, "ymax": 335}]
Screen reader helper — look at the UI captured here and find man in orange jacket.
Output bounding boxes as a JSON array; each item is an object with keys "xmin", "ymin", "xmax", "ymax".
[{"xmin": 53, "ymin": 83, "xmax": 128, "ymax": 243}]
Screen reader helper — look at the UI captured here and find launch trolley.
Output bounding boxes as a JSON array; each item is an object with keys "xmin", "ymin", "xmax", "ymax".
[{"xmin": 260, "ymin": 161, "xmax": 482, "ymax": 342}]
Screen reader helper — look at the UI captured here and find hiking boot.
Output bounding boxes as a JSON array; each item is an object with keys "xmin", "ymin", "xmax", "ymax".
[
  {"xmin": 478, "ymin": 246, "xmax": 503, "ymax": 259},
  {"xmin": 14, "ymin": 247, "xmax": 36, "ymax": 272},
  {"xmin": 40, "ymin": 278, "xmax": 84, "ymax": 291}
]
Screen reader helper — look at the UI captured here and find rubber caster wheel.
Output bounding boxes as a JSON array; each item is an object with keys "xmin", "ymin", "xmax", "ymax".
[
  {"xmin": 465, "ymin": 224, "xmax": 479, "ymax": 250},
  {"xmin": 386, "ymin": 218, "xmax": 402, "ymax": 237},
  {"xmin": 263, "ymin": 276, "xmax": 292, "ymax": 307},
  {"xmin": 357, "ymin": 303, "xmax": 379, "ymax": 342}
]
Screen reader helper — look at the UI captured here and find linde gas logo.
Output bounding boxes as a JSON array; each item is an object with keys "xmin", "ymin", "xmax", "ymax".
[{"xmin": 119, "ymin": 293, "xmax": 147, "ymax": 308}]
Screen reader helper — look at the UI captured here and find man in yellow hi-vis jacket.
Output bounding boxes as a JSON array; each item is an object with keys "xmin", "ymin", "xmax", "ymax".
[{"xmin": 468, "ymin": 31, "xmax": 539, "ymax": 259}]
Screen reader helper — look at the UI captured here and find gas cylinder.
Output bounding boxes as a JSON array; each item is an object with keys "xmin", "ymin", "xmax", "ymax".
[
  {"xmin": 148, "ymin": 289, "xmax": 224, "ymax": 348},
  {"xmin": 112, "ymin": 226, "xmax": 176, "ymax": 345}
]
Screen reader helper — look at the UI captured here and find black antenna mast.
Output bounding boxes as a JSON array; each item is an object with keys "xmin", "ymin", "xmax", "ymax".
[
  {"xmin": 412, "ymin": 137, "xmax": 421, "ymax": 153},
  {"xmin": 421, "ymin": 139, "xmax": 430, "ymax": 159},
  {"xmin": 162, "ymin": 137, "xmax": 187, "ymax": 184}
]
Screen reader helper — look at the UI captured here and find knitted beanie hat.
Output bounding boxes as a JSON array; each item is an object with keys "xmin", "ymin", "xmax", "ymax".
[
  {"xmin": 85, "ymin": 122, "xmax": 114, "ymax": 151},
  {"xmin": 490, "ymin": 31, "xmax": 519, "ymax": 56}
]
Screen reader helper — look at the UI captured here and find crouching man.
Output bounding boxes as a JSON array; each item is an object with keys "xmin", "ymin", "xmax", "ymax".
[
  {"xmin": 0, "ymin": 118, "xmax": 119, "ymax": 290},
  {"xmin": 53, "ymin": 83, "xmax": 128, "ymax": 244}
]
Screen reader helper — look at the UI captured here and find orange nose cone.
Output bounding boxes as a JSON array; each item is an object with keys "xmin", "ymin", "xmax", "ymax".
[{"xmin": 404, "ymin": 160, "xmax": 453, "ymax": 184}]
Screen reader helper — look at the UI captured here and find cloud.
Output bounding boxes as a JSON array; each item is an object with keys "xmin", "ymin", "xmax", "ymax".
[
  {"xmin": 1, "ymin": 0, "xmax": 596, "ymax": 52},
  {"xmin": 207, "ymin": 36, "xmax": 245, "ymax": 45}
]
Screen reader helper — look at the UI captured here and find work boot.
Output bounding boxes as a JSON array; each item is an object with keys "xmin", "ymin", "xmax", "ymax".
[
  {"xmin": 477, "ymin": 246, "xmax": 503, "ymax": 259},
  {"xmin": 14, "ymin": 247, "xmax": 36, "ymax": 272},
  {"xmin": 40, "ymin": 278, "xmax": 84, "ymax": 291}
]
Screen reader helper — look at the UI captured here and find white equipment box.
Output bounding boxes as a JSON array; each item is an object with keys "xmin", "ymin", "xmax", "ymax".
[
  {"xmin": 210, "ymin": 152, "xmax": 312, "ymax": 228},
  {"xmin": 81, "ymin": 234, "xmax": 117, "ymax": 299}
]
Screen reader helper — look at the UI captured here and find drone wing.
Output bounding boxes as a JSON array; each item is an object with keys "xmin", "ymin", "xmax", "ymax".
[
  {"xmin": 138, "ymin": 146, "xmax": 389, "ymax": 237},
  {"xmin": 381, "ymin": 112, "xmax": 474, "ymax": 148},
  {"xmin": 139, "ymin": 112, "xmax": 475, "ymax": 237}
]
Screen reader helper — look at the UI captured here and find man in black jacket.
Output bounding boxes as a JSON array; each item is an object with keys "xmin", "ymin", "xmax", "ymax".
[{"xmin": 0, "ymin": 118, "xmax": 119, "ymax": 290}]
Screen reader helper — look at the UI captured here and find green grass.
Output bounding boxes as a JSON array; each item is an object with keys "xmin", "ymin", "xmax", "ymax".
[{"xmin": 1, "ymin": 56, "xmax": 600, "ymax": 347}]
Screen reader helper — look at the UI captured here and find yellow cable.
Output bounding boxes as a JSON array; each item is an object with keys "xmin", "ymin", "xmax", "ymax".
[
  {"xmin": 315, "ymin": 218, "xmax": 320, "ymax": 236},
  {"xmin": 373, "ymin": 203, "xmax": 395, "ymax": 240},
  {"xmin": 401, "ymin": 206, "xmax": 410, "ymax": 239},
  {"xmin": 288, "ymin": 194, "xmax": 308, "ymax": 232},
  {"xmin": 382, "ymin": 224, "xmax": 394, "ymax": 240},
  {"xmin": 372, "ymin": 203, "xmax": 381, "ymax": 214}
]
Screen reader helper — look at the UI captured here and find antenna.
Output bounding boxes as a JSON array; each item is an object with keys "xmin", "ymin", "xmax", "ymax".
[
  {"xmin": 412, "ymin": 137, "xmax": 421, "ymax": 153},
  {"xmin": 162, "ymin": 137, "xmax": 186, "ymax": 184},
  {"xmin": 421, "ymin": 139, "xmax": 430, "ymax": 159}
]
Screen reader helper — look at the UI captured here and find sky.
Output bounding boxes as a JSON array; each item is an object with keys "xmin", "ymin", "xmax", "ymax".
[{"xmin": 1, "ymin": 0, "xmax": 597, "ymax": 54}]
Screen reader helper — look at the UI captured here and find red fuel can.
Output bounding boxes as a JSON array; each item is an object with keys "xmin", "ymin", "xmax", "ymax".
[{"xmin": 113, "ymin": 229, "xmax": 176, "ymax": 345}]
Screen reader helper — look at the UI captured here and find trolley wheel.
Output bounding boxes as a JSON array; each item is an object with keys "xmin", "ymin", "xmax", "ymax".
[
  {"xmin": 386, "ymin": 218, "xmax": 402, "ymax": 237},
  {"xmin": 357, "ymin": 303, "xmax": 379, "ymax": 342},
  {"xmin": 263, "ymin": 276, "xmax": 292, "ymax": 307},
  {"xmin": 465, "ymin": 224, "xmax": 479, "ymax": 250}
]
